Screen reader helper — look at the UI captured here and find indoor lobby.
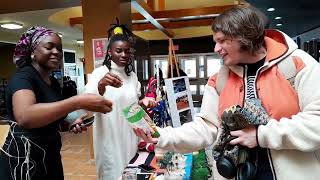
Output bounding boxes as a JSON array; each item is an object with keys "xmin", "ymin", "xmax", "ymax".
[{"xmin": 0, "ymin": 0, "xmax": 320, "ymax": 179}]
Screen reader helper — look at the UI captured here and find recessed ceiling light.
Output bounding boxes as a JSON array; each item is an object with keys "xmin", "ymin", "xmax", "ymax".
[
  {"xmin": 76, "ymin": 40, "xmax": 84, "ymax": 44},
  {"xmin": 267, "ymin": 8, "xmax": 275, "ymax": 12},
  {"xmin": 275, "ymin": 16, "xmax": 282, "ymax": 20},
  {"xmin": 276, "ymin": 23, "xmax": 282, "ymax": 26},
  {"xmin": 0, "ymin": 22, "xmax": 23, "ymax": 29}
]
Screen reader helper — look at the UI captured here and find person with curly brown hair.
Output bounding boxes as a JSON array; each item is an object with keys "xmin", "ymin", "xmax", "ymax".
[{"xmin": 135, "ymin": 6, "xmax": 320, "ymax": 180}]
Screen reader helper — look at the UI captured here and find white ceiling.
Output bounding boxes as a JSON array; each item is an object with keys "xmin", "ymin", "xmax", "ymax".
[
  {"xmin": 0, "ymin": 8, "xmax": 82, "ymax": 46},
  {"xmin": 0, "ymin": 0, "xmax": 237, "ymax": 45}
]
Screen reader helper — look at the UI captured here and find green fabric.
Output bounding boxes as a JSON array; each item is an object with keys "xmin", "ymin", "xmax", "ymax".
[
  {"xmin": 123, "ymin": 105, "xmax": 145, "ymax": 123},
  {"xmin": 152, "ymin": 130, "xmax": 160, "ymax": 138},
  {"xmin": 191, "ymin": 149, "xmax": 211, "ymax": 180}
]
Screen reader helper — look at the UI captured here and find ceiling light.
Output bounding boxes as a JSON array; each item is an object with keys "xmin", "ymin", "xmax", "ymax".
[
  {"xmin": 276, "ymin": 23, "xmax": 282, "ymax": 26},
  {"xmin": 275, "ymin": 16, "xmax": 282, "ymax": 20},
  {"xmin": 267, "ymin": 8, "xmax": 275, "ymax": 12},
  {"xmin": 76, "ymin": 40, "xmax": 84, "ymax": 44},
  {"xmin": 0, "ymin": 22, "xmax": 23, "ymax": 29}
]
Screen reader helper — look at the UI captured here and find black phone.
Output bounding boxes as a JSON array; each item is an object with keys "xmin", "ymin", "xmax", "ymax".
[{"xmin": 69, "ymin": 116, "xmax": 95, "ymax": 130}]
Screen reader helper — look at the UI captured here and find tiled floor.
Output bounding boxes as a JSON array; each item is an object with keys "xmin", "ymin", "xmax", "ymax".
[{"xmin": 61, "ymin": 131, "xmax": 97, "ymax": 180}]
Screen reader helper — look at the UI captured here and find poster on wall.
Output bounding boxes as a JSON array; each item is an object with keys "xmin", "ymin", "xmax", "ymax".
[
  {"xmin": 92, "ymin": 38, "xmax": 109, "ymax": 69},
  {"xmin": 165, "ymin": 76, "xmax": 195, "ymax": 127}
]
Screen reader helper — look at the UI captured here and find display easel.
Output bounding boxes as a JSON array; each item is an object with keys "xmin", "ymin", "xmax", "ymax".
[
  {"xmin": 164, "ymin": 39, "xmax": 195, "ymax": 127},
  {"xmin": 167, "ymin": 38, "xmax": 180, "ymax": 78}
]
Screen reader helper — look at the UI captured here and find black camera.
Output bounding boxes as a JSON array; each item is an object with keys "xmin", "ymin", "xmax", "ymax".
[{"xmin": 216, "ymin": 137, "xmax": 257, "ymax": 180}]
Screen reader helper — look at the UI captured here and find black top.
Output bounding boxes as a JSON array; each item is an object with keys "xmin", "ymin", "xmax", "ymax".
[
  {"xmin": 246, "ymin": 58, "xmax": 265, "ymax": 99},
  {"xmin": 246, "ymin": 57, "xmax": 265, "ymax": 76},
  {"xmin": 5, "ymin": 65, "xmax": 64, "ymax": 135},
  {"xmin": 245, "ymin": 57, "xmax": 273, "ymax": 180}
]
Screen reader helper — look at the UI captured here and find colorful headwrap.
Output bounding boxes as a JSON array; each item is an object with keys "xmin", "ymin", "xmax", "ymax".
[{"xmin": 13, "ymin": 26, "xmax": 56, "ymax": 68}]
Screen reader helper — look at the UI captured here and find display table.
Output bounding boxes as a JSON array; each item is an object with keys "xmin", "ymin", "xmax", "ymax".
[{"xmin": 121, "ymin": 151, "xmax": 193, "ymax": 180}]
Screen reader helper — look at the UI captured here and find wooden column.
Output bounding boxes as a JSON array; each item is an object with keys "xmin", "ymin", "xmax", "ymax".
[
  {"xmin": 158, "ymin": 0, "xmax": 165, "ymax": 11},
  {"xmin": 147, "ymin": 0, "xmax": 155, "ymax": 10}
]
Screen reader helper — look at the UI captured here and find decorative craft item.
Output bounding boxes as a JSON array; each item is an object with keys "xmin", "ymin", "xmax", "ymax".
[{"xmin": 123, "ymin": 103, "xmax": 160, "ymax": 138}]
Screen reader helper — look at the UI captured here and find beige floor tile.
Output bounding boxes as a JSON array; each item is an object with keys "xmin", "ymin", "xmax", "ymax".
[{"xmin": 61, "ymin": 132, "xmax": 97, "ymax": 180}]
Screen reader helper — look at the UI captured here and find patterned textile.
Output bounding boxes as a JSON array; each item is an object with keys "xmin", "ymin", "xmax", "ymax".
[
  {"xmin": 246, "ymin": 75, "xmax": 257, "ymax": 99},
  {"xmin": 145, "ymin": 77, "xmax": 157, "ymax": 99},
  {"xmin": 212, "ymin": 99, "xmax": 269, "ymax": 165},
  {"xmin": 13, "ymin": 26, "xmax": 55, "ymax": 68}
]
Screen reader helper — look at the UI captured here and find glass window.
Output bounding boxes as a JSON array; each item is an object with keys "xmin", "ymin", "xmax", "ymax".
[
  {"xmin": 153, "ymin": 58, "xmax": 168, "ymax": 78},
  {"xmin": 190, "ymin": 85, "xmax": 197, "ymax": 95},
  {"xmin": 207, "ymin": 56, "xmax": 222, "ymax": 77},
  {"xmin": 194, "ymin": 107, "xmax": 201, "ymax": 113},
  {"xmin": 200, "ymin": 85, "xmax": 205, "ymax": 95},
  {"xmin": 134, "ymin": 60, "xmax": 137, "ymax": 73},
  {"xmin": 143, "ymin": 60, "xmax": 149, "ymax": 80},
  {"xmin": 199, "ymin": 56, "xmax": 205, "ymax": 78},
  {"xmin": 180, "ymin": 57, "xmax": 197, "ymax": 78},
  {"xmin": 143, "ymin": 85, "xmax": 148, "ymax": 93}
]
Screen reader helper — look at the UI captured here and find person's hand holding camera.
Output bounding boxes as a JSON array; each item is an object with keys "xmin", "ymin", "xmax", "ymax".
[
  {"xmin": 230, "ymin": 125, "xmax": 258, "ymax": 148},
  {"xmin": 221, "ymin": 99, "xmax": 268, "ymax": 148}
]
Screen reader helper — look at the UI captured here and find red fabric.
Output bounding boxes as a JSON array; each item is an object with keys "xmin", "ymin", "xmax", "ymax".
[{"xmin": 145, "ymin": 77, "xmax": 157, "ymax": 99}]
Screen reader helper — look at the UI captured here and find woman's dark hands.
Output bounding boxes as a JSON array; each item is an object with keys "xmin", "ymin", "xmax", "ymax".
[
  {"xmin": 69, "ymin": 113, "xmax": 88, "ymax": 134},
  {"xmin": 77, "ymin": 93, "xmax": 113, "ymax": 113},
  {"xmin": 98, "ymin": 73, "xmax": 122, "ymax": 95}
]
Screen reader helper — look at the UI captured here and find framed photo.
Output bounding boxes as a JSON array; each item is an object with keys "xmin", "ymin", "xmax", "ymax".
[
  {"xmin": 92, "ymin": 38, "xmax": 109, "ymax": 69},
  {"xmin": 173, "ymin": 78, "xmax": 187, "ymax": 93},
  {"xmin": 179, "ymin": 109, "xmax": 193, "ymax": 125},
  {"xmin": 176, "ymin": 94, "xmax": 189, "ymax": 111},
  {"xmin": 165, "ymin": 76, "xmax": 195, "ymax": 127}
]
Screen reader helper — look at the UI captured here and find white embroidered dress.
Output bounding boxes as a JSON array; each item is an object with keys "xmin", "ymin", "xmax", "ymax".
[{"xmin": 84, "ymin": 61, "xmax": 140, "ymax": 180}]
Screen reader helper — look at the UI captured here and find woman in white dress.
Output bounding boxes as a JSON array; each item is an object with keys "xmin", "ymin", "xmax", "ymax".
[{"xmin": 84, "ymin": 28, "xmax": 156, "ymax": 179}]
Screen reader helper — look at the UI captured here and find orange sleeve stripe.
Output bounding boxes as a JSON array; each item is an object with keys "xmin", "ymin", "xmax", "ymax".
[
  {"xmin": 208, "ymin": 74, "xmax": 218, "ymax": 88},
  {"xmin": 292, "ymin": 56, "xmax": 306, "ymax": 73}
]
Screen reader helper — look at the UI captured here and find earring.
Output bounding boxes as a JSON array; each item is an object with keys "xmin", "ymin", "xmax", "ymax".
[{"xmin": 31, "ymin": 54, "xmax": 35, "ymax": 61}]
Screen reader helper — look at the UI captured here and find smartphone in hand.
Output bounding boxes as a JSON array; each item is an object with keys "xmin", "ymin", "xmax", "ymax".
[{"xmin": 69, "ymin": 116, "xmax": 95, "ymax": 131}]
